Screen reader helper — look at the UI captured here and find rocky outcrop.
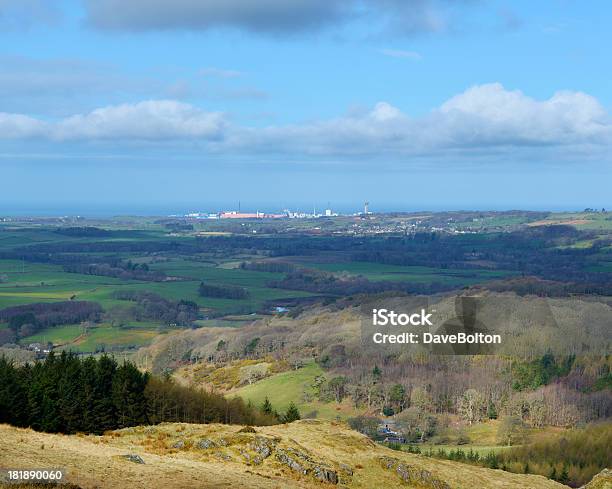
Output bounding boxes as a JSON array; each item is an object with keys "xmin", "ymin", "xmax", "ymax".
[
  {"xmin": 274, "ymin": 447, "xmax": 338, "ymax": 484},
  {"xmin": 313, "ymin": 465, "xmax": 339, "ymax": 484},
  {"xmin": 380, "ymin": 457, "xmax": 451, "ymax": 489},
  {"xmin": 120, "ymin": 454, "xmax": 145, "ymax": 464},
  {"xmin": 275, "ymin": 448, "xmax": 310, "ymax": 475},
  {"xmin": 196, "ymin": 438, "xmax": 217, "ymax": 449},
  {"xmin": 249, "ymin": 436, "xmax": 275, "ymax": 459}
]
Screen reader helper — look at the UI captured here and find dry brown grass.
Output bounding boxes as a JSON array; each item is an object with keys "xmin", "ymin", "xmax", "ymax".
[{"xmin": 0, "ymin": 421, "xmax": 568, "ymax": 489}]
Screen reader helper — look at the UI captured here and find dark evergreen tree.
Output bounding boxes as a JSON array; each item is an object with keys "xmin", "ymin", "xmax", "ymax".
[
  {"xmin": 0, "ymin": 353, "xmax": 274, "ymax": 434},
  {"xmin": 57, "ymin": 352, "xmax": 84, "ymax": 433},
  {"xmin": 261, "ymin": 397, "xmax": 273, "ymax": 415},
  {"xmin": 80, "ymin": 356, "xmax": 98, "ymax": 433},
  {"xmin": 549, "ymin": 466, "xmax": 557, "ymax": 481},
  {"xmin": 39, "ymin": 352, "xmax": 62, "ymax": 432},
  {"xmin": 93, "ymin": 355, "xmax": 117, "ymax": 433},
  {"xmin": 0, "ymin": 357, "xmax": 27, "ymax": 425},
  {"xmin": 112, "ymin": 362, "xmax": 148, "ymax": 428},
  {"xmin": 283, "ymin": 402, "xmax": 301, "ymax": 423}
]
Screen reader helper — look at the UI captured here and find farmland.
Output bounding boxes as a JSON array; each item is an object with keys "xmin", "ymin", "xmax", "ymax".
[
  {"xmin": 233, "ymin": 361, "xmax": 363, "ymax": 420},
  {"xmin": 302, "ymin": 261, "xmax": 514, "ymax": 286},
  {"xmin": 1, "ymin": 212, "xmax": 611, "ymax": 356}
]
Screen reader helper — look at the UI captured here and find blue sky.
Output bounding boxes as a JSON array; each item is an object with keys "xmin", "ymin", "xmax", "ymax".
[{"xmin": 1, "ymin": 0, "xmax": 611, "ymax": 214}]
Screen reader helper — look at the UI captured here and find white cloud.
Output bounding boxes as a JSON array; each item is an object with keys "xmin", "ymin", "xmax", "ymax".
[
  {"xmin": 0, "ymin": 100, "xmax": 227, "ymax": 141},
  {"xmin": 0, "ymin": 112, "xmax": 46, "ymax": 138},
  {"xmin": 56, "ymin": 100, "xmax": 227, "ymax": 141},
  {"xmin": 0, "ymin": 85, "xmax": 610, "ymax": 163},
  {"xmin": 437, "ymin": 83, "xmax": 610, "ymax": 146},
  {"xmin": 227, "ymin": 84, "xmax": 612, "ymax": 156},
  {"xmin": 380, "ymin": 49, "xmax": 422, "ymax": 60}
]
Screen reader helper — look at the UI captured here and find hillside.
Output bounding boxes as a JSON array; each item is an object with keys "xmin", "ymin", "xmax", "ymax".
[{"xmin": 0, "ymin": 421, "xmax": 567, "ymax": 489}]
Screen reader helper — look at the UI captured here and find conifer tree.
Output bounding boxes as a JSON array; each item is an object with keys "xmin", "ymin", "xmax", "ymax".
[
  {"xmin": 549, "ymin": 466, "xmax": 557, "ymax": 481},
  {"xmin": 261, "ymin": 397, "xmax": 273, "ymax": 415},
  {"xmin": 283, "ymin": 402, "xmax": 301, "ymax": 423}
]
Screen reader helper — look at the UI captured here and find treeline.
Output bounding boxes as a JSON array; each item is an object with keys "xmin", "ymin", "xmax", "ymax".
[
  {"xmin": 413, "ymin": 423, "xmax": 612, "ymax": 487},
  {"xmin": 54, "ymin": 226, "xmax": 111, "ymax": 237},
  {"xmin": 0, "ymin": 352, "xmax": 277, "ymax": 434},
  {"xmin": 267, "ymin": 269, "xmax": 455, "ymax": 296},
  {"xmin": 63, "ymin": 263, "xmax": 167, "ymax": 282},
  {"xmin": 6, "ymin": 225, "xmax": 612, "ymax": 288},
  {"xmin": 0, "ymin": 301, "xmax": 102, "ymax": 345},
  {"xmin": 498, "ymin": 422, "xmax": 611, "ymax": 487},
  {"xmin": 113, "ymin": 291, "xmax": 198, "ymax": 326},
  {"xmin": 347, "ymin": 227, "xmax": 612, "ymax": 286},
  {"xmin": 482, "ymin": 276, "xmax": 612, "ymax": 297},
  {"xmin": 198, "ymin": 282, "xmax": 250, "ymax": 300},
  {"xmin": 162, "ymin": 221, "xmax": 194, "ymax": 232},
  {"xmin": 312, "ymin": 350, "xmax": 611, "ymax": 429},
  {"xmin": 511, "ymin": 352, "xmax": 574, "ymax": 391},
  {"xmin": 239, "ymin": 261, "xmax": 296, "ymax": 273}
]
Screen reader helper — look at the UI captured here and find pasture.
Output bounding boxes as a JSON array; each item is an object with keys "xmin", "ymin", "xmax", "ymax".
[
  {"xmin": 304, "ymin": 261, "xmax": 514, "ymax": 286},
  {"xmin": 233, "ymin": 361, "xmax": 362, "ymax": 420},
  {"xmin": 21, "ymin": 322, "xmax": 164, "ymax": 353}
]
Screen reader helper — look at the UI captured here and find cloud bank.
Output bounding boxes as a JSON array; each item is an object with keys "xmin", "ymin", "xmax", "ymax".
[
  {"xmin": 0, "ymin": 100, "xmax": 226, "ymax": 141},
  {"xmin": 1, "ymin": 84, "xmax": 610, "ymax": 160},
  {"xmin": 82, "ymin": 0, "xmax": 470, "ymax": 37}
]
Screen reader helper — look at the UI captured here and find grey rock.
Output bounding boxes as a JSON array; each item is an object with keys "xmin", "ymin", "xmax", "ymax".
[
  {"xmin": 121, "ymin": 454, "xmax": 145, "ymax": 464},
  {"xmin": 275, "ymin": 449, "xmax": 309, "ymax": 474},
  {"xmin": 172, "ymin": 440, "xmax": 185, "ymax": 449},
  {"xmin": 249, "ymin": 436, "xmax": 275, "ymax": 458},
  {"xmin": 339, "ymin": 463, "xmax": 353, "ymax": 476},
  {"xmin": 196, "ymin": 438, "xmax": 217, "ymax": 449},
  {"xmin": 379, "ymin": 457, "xmax": 450, "ymax": 489},
  {"xmin": 313, "ymin": 465, "xmax": 338, "ymax": 484}
]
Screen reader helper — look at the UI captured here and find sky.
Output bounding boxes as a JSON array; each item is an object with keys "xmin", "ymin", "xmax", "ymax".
[{"xmin": 0, "ymin": 0, "xmax": 611, "ymax": 215}]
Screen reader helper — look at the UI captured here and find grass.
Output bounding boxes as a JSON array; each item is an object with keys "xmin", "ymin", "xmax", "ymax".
[
  {"xmin": 20, "ymin": 322, "xmax": 164, "ymax": 352},
  {"xmin": 0, "ymin": 421, "xmax": 568, "ymax": 489},
  {"xmin": 539, "ymin": 212, "xmax": 612, "ymax": 231},
  {"xmin": 0, "ymin": 257, "xmax": 314, "ymax": 315},
  {"xmin": 20, "ymin": 324, "xmax": 84, "ymax": 345},
  {"xmin": 304, "ymin": 261, "xmax": 514, "ymax": 286},
  {"xmin": 453, "ymin": 215, "xmax": 534, "ymax": 229},
  {"xmin": 232, "ymin": 361, "xmax": 361, "ymax": 420},
  {"xmin": 65, "ymin": 323, "xmax": 163, "ymax": 353},
  {"xmin": 412, "ymin": 444, "xmax": 512, "ymax": 456}
]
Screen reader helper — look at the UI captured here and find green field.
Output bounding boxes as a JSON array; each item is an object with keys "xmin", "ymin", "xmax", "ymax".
[
  {"xmin": 21, "ymin": 322, "xmax": 164, "ymax": 353},
  {"xmin": 20, "ymin": 324, "xmax": 84, "ymax": 345},
  {"xmin": 544, "ymin": 212, "xmax": 612, "ymax": 231},
  {"xmin": 233, "ymin": 361, "xmax": 361, "ymax": 420},
  {"xmin": 0, "ymin": 258, "xmax": 313, "ymax": 314},
  {"xmin": 304, "ymin": 261, "xmax": 514, "ymax": 286}
]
